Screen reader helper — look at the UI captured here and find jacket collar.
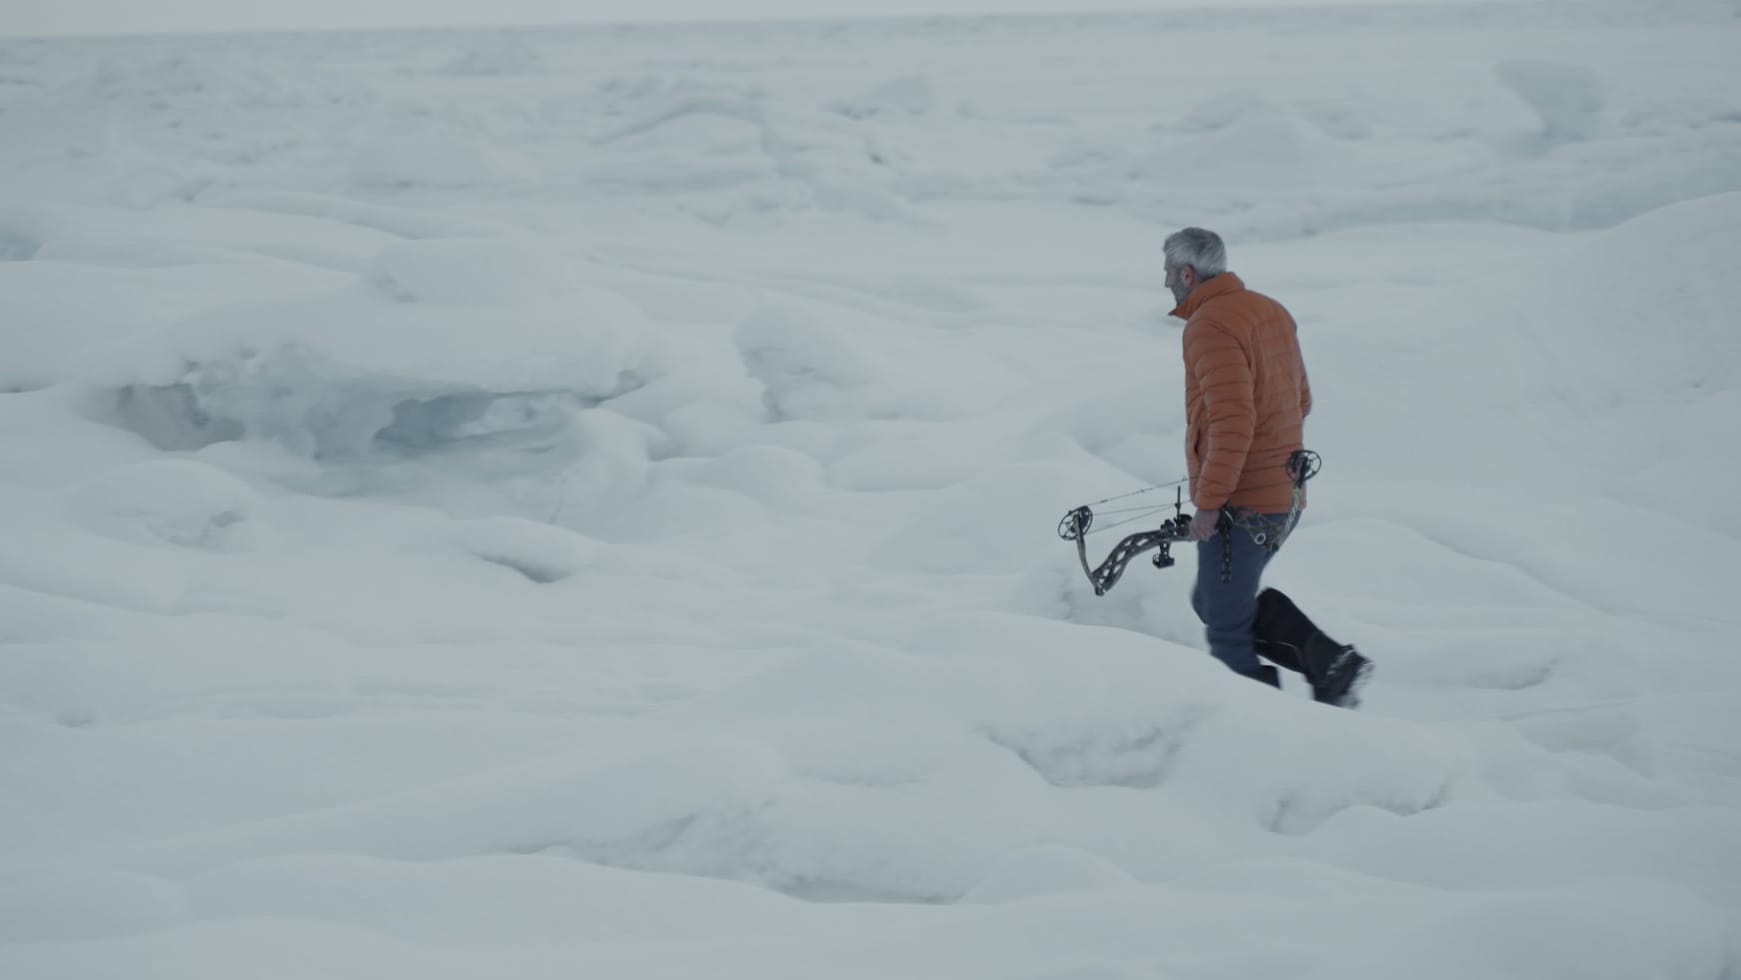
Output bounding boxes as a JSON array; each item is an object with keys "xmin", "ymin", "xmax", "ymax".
[{"xmin": 1169, "ymin": 271, "xmax": 1245, "ymax": 320}]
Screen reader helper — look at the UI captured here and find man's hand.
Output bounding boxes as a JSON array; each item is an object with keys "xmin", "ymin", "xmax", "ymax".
[{"xmin": 1188, "ymin": 508, "xmax": 1223, "ymax": 541}]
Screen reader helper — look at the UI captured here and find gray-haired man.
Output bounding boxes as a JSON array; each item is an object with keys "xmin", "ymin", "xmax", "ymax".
[{"xmin": 1166, "ymin": 226, "xmax": 1371, "ymax": 706}]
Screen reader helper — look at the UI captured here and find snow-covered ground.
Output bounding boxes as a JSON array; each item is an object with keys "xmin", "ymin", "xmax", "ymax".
[{"xmin": 3, "ymin": 2, "xmax": 1740, "ymax": 977}]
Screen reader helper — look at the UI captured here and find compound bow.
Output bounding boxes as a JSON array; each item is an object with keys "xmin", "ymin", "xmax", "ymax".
[
  {"xmin": 1058, "ymin": 450, "xmax": 1320, "ymax": 597},
  {"xmin": 1056, "ymin": 483, "xmax": 1194, "ymax": 597}
]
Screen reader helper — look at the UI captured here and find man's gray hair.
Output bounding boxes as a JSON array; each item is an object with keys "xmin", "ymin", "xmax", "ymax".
[{"xmin": 1164, "ymin": 227, "xmax": 1227, "ymax": 277}]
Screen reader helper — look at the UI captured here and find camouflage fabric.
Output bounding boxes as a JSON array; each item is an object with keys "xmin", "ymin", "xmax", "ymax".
[{"xmin": 1227, "ymin": 507, "xmax": 1297, "ymax": 554}]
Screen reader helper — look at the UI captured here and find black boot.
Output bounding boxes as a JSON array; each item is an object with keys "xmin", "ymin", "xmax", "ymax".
[
  {"xmin": 1253, "ymin": 588, "xmax": 1372, "ymax": 708},
  {"xmin": 1254, "ymin": 637, "xmax": 1303, "ymax": 675},
  {"xmin": 1239, "ymin": 664, "xmax": 1281, "ymax": 689}
]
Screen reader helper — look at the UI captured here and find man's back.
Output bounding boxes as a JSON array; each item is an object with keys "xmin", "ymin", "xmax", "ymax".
[{"xmin": 1175, "ymin": 272, "xmax": 1312, "ymax": 514}]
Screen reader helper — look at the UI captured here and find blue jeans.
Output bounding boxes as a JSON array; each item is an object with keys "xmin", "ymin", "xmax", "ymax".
[{"xmin": 1191, "ymin": 511, "xmax": 1293, "ymax": 676}]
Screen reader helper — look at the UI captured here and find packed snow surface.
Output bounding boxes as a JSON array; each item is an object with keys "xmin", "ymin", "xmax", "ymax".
[{"xmin": 2, "ymin": 2, "xmax": 1739, "ymax": 977}]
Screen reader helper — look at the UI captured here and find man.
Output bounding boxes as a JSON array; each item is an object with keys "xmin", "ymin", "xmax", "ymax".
[{"xmin": 1165, "ymin": 227, "xmax": 1371, "ymax": 707}]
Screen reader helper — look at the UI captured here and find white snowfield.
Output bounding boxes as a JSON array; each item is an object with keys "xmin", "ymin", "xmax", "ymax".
[{"xmin": 2, "ymin": 3, "xmax": 1739, "ymax": 978}]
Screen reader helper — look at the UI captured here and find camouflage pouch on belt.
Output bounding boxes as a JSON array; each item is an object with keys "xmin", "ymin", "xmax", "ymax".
[{"xmin": 1228, "ymin": 508, "xmax": 1297, "ymax": 554}]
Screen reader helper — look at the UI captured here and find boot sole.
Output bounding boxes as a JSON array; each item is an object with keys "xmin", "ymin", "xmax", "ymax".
[{"xmin": 1323, "ymin": 654, "xmax": 1374, "ymax": 709}]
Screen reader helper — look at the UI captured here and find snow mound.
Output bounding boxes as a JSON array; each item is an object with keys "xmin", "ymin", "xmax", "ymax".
[
  {"xmin": 453, "ymin": 516, "xmax": 598, "ymax": 584},
  {"xmin": 831, "ymin": 76, "xmax": 936, "ymax": 119},
  {"xmin": 734, "ymin": 305, "xmax": 878, "ymax": 422},
  {"xmin": 961, "ymin": 845, "xmax": 1135, "ymax": 904},
  {"xmin": 66, "ymin": 459, "xmax": 266, "ymax": 551},
  {"xmin": 0, "ymin": 208, "xmax": 362, "ymax": 391},
  {"xmin": 349, "ymin": 122, "xmax": 504, "ymax": 190},
  {"xmin": 0, "ymin": 866, "xmax": 186, "ymax": 943},
  {"xmin": 733, "ymin": 303, "xmax": 971, "ymax": 422},
  {"xmin": 176, "ymin": 853, "xmax": 802, "ymax": 947},
  {"xmin": 587, "ymin": 79, "xmax": 776, "ymax": 194},
  {"xmin": 440, "ymin": 36, "xmax": 543, "ymax": 77},
  {"xmin": 1177, "ymin": 90, "xmax": 1272, "ymax": 134},
  {"xmin": 372, "ymin": 238, "xmax": 583, "ymax": 304},
  {"xmin": 1140, "ymin": 99, "xmax": 1345, "ymax": 189},
  {"xmin": 84, "ymin": 51, "xmax": 311, "ymax": 113},
  {"xmin": 1551, "ymin": 191, "xmax": 1741, "ymax": 392},
  {"xmin": 1497, "ymin": 59, "xmax": 1606, "ymax": 146},
  {"xmin": 871, "ymin": 461, "xmax": 1086, "ymax": 570},
  {"xmin": 683, "ymin": 444, "xmax": 826, "ymax": 505},
  {"xmin": 0, "ymin": 203, "xmax": 397, "ymax": 273},
  {"xmin": 0, "ymin": 500, "xmax": 190, "ymax": 614},
  {"xmin": 213, "ymin": 193, "xmax": 517, "ymax": 240},
  {"xmin": 1308, "ymin": 881, "xmax": 1730, "ymax": 980},
  {"xmin": 1430, "ymin": 190, "xmax": 1741, "ymax": 473},
  {"xmin": 86, "ymin": 252, "xmax": 660, "ymax": 458},
  {"xmin": 579, "ymin": 74, "xmax": 915, "ymax": 222},
  {"xmin": 123, "ymin": 738, "xmax": 793, "ymax": 882}
]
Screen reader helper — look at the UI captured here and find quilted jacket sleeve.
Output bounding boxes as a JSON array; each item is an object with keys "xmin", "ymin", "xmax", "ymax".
[{"xmin": 1185, "ymin": 322, "xmax": 1255, "ymax": 511}]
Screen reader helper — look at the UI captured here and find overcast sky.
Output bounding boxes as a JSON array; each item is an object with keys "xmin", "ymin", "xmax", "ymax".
[{"xmin": 0, "ymin": 0, "xmax": 1469, "ymax": 39}]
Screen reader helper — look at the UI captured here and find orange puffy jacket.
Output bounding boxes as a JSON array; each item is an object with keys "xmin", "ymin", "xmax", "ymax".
[{"xmin": 1171, "ymin": 272, "xmax": 1312, "ymax": 514}]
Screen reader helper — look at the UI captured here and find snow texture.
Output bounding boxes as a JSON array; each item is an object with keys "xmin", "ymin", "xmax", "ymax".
[{"xmin": 1, "ymin": 4, "xmax": 1739, "ymax": 979}]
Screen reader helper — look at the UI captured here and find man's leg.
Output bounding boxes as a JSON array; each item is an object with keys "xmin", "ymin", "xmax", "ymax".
[
  {"xmin": 1191, "ymin": 522, "xmax": 1274, "ymax": 681},
  {"xmin": 1252, "ymin": 587, "xmax": 1373, "ymax": 708}
]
